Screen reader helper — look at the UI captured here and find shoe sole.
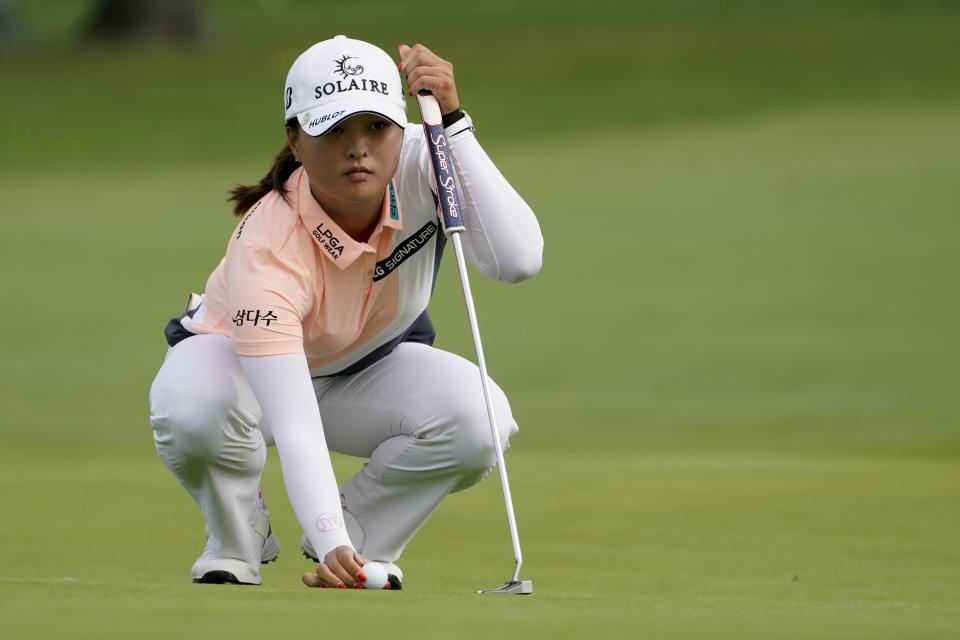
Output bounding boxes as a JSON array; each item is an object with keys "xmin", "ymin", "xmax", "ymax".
[
  {"xmin": 193, "ymin": 512, "xmax": 277, "ymax": 584},
  {"xmin": 193, "ymin": 570, "xmax": 256, "ymax": 585}
]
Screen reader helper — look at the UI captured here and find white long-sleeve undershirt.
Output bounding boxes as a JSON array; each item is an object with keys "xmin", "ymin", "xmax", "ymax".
[
  {"xmin": 239, "ymin": 353, "xmax": 352, "ymax": 560},
  {"xmin": 430, "ymin": 126, "xmax": 544, "ymax": 283}
]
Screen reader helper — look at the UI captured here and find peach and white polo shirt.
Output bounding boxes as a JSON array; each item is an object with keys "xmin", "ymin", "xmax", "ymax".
[{"xmin": 184, "ymin": 128, "xmax": 446, "ymax": 376}]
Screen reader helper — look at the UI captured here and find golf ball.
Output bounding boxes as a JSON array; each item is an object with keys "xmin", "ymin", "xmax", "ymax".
[{"xmin": 360, "ymin": 562, "xmax": 389, "ymax": 589}]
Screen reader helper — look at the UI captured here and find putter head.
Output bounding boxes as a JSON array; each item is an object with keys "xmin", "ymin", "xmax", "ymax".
[{"xmin": 477, "ymin": 580, "xmax": 533, "ymax": 595}]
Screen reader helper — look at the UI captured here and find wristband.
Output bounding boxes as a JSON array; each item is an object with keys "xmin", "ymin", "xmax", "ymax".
[
  {"xmin": 443, "ymin": 109, "xmax": 474, "ymax": 137},
  {"xmin": 442, "ymin": 108, "xmax": 465, "ymax": 128}
]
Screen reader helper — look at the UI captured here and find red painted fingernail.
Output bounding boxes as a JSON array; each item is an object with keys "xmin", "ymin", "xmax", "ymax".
[
  {"xmin": 398, "ymin": 63, "xmax": 403, "ymax": 71},
  {"xmin": 357, "ymin": 572, "xmax": 367, "ymax": 582},
  {"xmin": 320, "ymin": 583, "xmax": 327, "ymax": 588},
  {"xmin": 409, "ymin": 91, "xmax": 413, "ymax": 96},
  {"xmin": 384, "ymin": 582, "xmax": 391, "ymax": 590},
  {"xmin": 400, "ymin": 43, "xmax": 408, "ymax": 48},
  {"xmin": 337, "ymin": 583, "xmax": 346, "ymax": 589},
  {"xmin": 354, "ymin": 583, "xmax": 364, "ymax": 589}
]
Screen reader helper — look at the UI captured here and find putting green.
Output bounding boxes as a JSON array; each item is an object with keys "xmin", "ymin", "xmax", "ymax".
[{"xmin": 1, "ymin": 2, "xmax": 957, "ymax": 638}]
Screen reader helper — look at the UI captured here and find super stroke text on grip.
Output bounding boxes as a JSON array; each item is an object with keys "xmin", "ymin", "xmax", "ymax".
[{"xmin": 429, "ymin": 130, "xmax": 460, "ymax": 219}]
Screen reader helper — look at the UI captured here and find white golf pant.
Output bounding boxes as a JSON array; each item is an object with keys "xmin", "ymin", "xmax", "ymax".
[{"xmin": 149, "ymin": 334, "xmax": 517, "ymax": 575}]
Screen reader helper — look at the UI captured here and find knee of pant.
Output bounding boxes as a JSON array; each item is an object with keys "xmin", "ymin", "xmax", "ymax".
[
  {"xmin": 445, "ymin": 383, "xmax": 517, "ymax": 476},
  {"xmin": 151, "ymin": 379, "xmax": 247, "ymax": 459}
]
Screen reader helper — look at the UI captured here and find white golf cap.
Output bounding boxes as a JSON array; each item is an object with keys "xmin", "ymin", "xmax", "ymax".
[{"xmin": 284, "ymin": 35, "xmax": 407, "ymax": 137}]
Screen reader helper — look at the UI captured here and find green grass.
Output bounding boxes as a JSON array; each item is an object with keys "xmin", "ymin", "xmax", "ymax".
[
  {"xmin": 1, "ymin": 453, "xmax": 957, "ymax": 638},
  {"xmin": 1, "ymin": 2, "xmax": 959, "ymax": 638}
]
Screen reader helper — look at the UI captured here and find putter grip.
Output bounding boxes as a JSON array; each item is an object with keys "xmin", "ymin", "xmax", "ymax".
[{"xmin": 415, "ymin": 90, "xmax": 466, "ymax": 235}]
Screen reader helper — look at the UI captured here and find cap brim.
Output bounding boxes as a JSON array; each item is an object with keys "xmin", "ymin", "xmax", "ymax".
[{"xmin": 296, "ymin": 97, "xmax": 407, "ymax": 137}]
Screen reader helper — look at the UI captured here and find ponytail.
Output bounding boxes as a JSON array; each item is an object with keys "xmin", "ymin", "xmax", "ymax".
[{"xmin": 228, "ymin": 118, "xmax": 301, "ymax": 216}]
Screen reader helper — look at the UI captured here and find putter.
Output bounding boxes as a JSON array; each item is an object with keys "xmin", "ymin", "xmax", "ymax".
[{"xmin": 416, "ymin": 91, "xmax": 533, "ymax": 596}]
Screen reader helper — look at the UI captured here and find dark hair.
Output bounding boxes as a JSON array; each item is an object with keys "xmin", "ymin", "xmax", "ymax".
[{"xmin": 228, "ymin": 118, "xmax": 300, "ymax": 216}]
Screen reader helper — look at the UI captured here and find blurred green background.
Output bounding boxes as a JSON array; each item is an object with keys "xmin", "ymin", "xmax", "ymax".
[{"xmin": 1, "ymin": 1, "xmax": 958, "ymax": 638}]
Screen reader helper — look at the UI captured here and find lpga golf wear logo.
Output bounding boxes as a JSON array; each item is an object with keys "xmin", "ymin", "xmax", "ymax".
[
  {"xmin": 312, "ymin": 222, "xmax": 345, "ymax": 260},
  {"xmin": 334, "ymin": 55, "xmax": 364, "ymax": 78},
  {"xmin": 316, "ymin": 512, "xmax": 344, "ymax": 532}
]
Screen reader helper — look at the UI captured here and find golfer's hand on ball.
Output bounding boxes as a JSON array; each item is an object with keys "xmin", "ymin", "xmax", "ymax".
[
  {"xmin": 302, "ymin": 544, "xmax": 371, "ymax": 589},
  {"xmin": 397, "ymin": 43, "xmax": 460, "ymax": 115}
]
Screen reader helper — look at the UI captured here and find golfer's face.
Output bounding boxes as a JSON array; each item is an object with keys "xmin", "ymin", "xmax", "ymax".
[{"xmin": 296, "ymin": 113, "xmax": 403, "ymax": 215}]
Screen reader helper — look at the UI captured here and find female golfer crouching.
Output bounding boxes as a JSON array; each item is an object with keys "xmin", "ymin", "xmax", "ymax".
[{"xmin": 149, "ymin": 36, "xmax": 542, "ymax": 588}]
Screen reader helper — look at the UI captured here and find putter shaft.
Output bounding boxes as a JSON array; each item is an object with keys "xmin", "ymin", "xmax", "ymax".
[{"xmin": 451, "ymin": 233, "xmax": 526, "ymax": 586}]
